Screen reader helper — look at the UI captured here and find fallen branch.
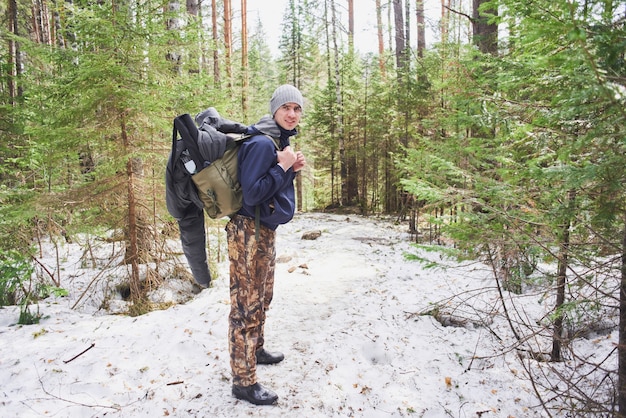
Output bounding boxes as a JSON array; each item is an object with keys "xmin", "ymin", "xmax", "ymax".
[
  {"xmin": 37, "ymin": 367, "xmax": 122, "ymax": 412},
  {"xmin": 63, "ymin": 342, "xmax": 95, "ymax": 364},
  {"xmin": 30, "ymin": 256, "xmax": 58, "ymax": 286}
]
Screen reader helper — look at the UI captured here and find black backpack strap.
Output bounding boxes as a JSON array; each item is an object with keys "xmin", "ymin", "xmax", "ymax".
[
  {"xmin": 169, "ymin": 124, "xmax": 180, "ymax": 173},
  {"xmin": 174, "ymin": 114, "xmax": 204, "ymax": 169}
]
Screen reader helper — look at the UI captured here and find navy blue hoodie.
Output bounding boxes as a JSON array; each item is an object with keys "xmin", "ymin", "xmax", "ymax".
[{"xmin": 237, "ymin": 115, "xmax": 298, "ymax": 230}]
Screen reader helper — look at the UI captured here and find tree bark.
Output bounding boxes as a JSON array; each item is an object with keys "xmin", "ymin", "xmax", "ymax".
[
  {"xmin": 348, "ymin": 0, "xmax": 354, "ymax": 52},
  {"xmin": 241, "ymin": 0, "xmax": 249, "ymax": 116},
  {"xmin": 346, "ymin": 0, "xmax": 358, "ymax": 205},
  {"xmin": 619, "ymin": 213, "xmax": 626, "ymax": 416},
  {"xmin": 31, "ymin": 0, "xmax": 53, "ymax": 45},
  {"xmin": 120, "ymin": 111, "xmax": 146, "ymax": 312},
  {"xmin": 212, "ymin": 0, "xmax": 220, "ymax": 86},
  {"xmin": 416, "ymin": 0, "xmax": 425, "ymax": 57},
  {"xmin": 440, "ymin": 0, "xmax": 449, "ymax": 44},
  {"xmin": 472, "ymin": 0, "xmax": 498, "ymax": 55},
  {"xmin": 393, "ymin": 0, "xmax": 405, "ymax": 71},
  {"xmin": 126, "ymin": 157, "xmax": 142, "ymax": 310},
  {"xmin": 187, "ymin": 0, "xmax": 203, "ymax": 73},
  {"xmin": 551, "ymin": 189, "xmax": 575, "ymax": 362},
  {"xmin": 405, "ymin": 0, "xmax": 410, "ymax": 58},
  {"xmin": 223, "ymin": 0, "xmax": 232, "ymax": 89},
  {"xmin": 7, "ymin": 0, "xmax": 21, "ymax": 102},
  {"xmin": 186, "ymin": 0, "xmax": 198, "ymax": 15},
  {"xmin": 329, "ymin": 0, "xmax": 346, "ymax": 206},
  {"xmin": 166, "ymin": 0, "xmax": 183, "ymax": 73},
  {"xmin": 375, "ymin": 0, "xmax": 385, "ymax": 75}
]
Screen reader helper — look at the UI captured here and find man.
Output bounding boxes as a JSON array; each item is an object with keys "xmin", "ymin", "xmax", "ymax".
[{"xmin": 226, "ymin": 85, "xmax": 306, "ymax": 405}]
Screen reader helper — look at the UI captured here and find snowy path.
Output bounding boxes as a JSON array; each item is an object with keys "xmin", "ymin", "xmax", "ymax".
[{"xmin": 0, "ymin": 213, "xmax": 544, "ymax": 417}]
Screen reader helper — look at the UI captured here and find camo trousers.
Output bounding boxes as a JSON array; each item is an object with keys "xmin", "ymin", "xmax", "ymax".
[{"xmin": 226, "ymin": 215, "xmax": 276, "ymax": 387}]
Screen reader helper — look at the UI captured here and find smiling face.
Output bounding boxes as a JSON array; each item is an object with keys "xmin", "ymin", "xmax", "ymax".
[{"xmin": 273, "ymin": 102, "xmax": 302, "ymax": 131}]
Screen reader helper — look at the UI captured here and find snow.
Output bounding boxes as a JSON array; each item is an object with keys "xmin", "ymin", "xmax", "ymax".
[{"xmin": 0, "ymin": 212, "xmax": 615, "ymax": 417}]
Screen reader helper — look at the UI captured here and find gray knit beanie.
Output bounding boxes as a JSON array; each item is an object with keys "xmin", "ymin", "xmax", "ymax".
[{"xmin": 270, "ymin": 84, "xmax": 304, "ymax": 116}]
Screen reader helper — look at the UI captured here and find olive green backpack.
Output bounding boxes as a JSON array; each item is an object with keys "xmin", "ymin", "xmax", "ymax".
[{"xmin": 172, "ymin": 113, "xmax": 279, "ymax": 219}]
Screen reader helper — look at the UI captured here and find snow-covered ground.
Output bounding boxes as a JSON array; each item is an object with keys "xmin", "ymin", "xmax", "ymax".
[{"xmin": 0, "ymin": 212, "xmax": 616, "ymax": 417}]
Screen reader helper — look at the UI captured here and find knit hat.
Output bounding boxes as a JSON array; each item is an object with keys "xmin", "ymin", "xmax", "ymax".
[{"xmin": 270, "ymin": 84, "xmax": 304, "ymax": 116}]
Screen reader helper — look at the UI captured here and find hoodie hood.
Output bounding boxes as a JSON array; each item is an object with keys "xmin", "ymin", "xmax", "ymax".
[
  {"xmin": 251, "ymin": 115, "xmax": 298, "ymax": 148},
  {"xmin": 251, "ymin": 115, "xmax": 282, "ymax": 138}
]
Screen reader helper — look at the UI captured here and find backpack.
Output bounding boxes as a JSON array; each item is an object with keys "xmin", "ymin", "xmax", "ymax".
[{"xmin": 172, "ymin": 113, "xmax": 280, "ymax": 219}]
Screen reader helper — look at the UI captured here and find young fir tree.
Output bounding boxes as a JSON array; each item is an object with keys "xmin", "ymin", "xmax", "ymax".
[
  {"xmin": 1, "ymin": 0, "xmax": 218, "ymax": 315},
  {"xmin": 400, "ymin": 0, "xmax": 625, "ymax": 414}
]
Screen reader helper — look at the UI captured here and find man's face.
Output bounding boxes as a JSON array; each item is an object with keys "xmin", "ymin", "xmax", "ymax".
[{"xmin": 274, "ymin": 102, "xmax": 302, "ymax": 131}]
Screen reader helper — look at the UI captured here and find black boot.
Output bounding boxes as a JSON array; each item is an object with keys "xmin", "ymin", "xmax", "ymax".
[
  {"xmin": 256, "ymin": 348, "xmax": 284, "ymax": 365},
  {"xmin": 232, "ymin": 382, "xmax": 278, "ymax": 405}
]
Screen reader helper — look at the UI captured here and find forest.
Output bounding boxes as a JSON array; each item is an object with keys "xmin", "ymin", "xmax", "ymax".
[{"xmin": 0, "ymin": 0, "xmax": 625, "ymax": 416}]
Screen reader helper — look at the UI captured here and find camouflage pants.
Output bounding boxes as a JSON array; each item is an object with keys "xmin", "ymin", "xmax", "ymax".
[{"xmin": 226, "ymin": 215, "xmax": 276, "ymax": 387}]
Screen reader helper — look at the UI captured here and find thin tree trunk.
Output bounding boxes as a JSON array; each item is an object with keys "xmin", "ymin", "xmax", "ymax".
[
  {"xmin": 402, "ymin": 0, "xmax": 410, "ymax": 150},
  {"xmin": 416, "ymin": 0, "xmax": 425, "ymax": 58},
  {"xmin": 440, "ymin": 0, "xmax": 449, "ymax": 44},
  {"xmin": 186, "ymin": 0, "xmax": 202, "ymax": 72},
  {"xmin": 165, "ymin": 0, "xmax": 184, "ymax": 74},
  {"xmin": 619, "ymin": 212, "xmax": 626, "ymax": 417},
  {"xmin": 330, "ymin": 0, "xmax": 346, "ymax": 206},
  {"xmin": 360, "ymin": 71, "xmax": 370, "ymax": 213},
  {"xmin": 344, "ymin": 0, "xmax": 358, "ymax": 206},
  {"xmin": 126, "ymin": 157, "xmax": 142, "ymax": 311},
  {"xmin": 166, "ymin": 0, "xmax": 183, "ymax": 73},
  {"xmin": 348, "ymin": 0, "xmax": 354, "ymax": 52},
  {"xmin": 385, "ymin": 0, "xmax": 405, "ymax": 213},
  {"xmin": 7, "ymin": 0, "xmax": 20, "ymax": 102},
  {"xmin": 223, "ymin": 0, "xmax": 232, "ymax": 89},
  {"xmin": 241, "ymin": 0, "xmax": 248, "ymax": 116},
  {"xmin": 212, "ymin": 0, "xmax": 220, "ymax": 86},
  {"xmin": 404, "ymin": 0, "xmax": 410, "ymax": 57},
  {"xmin": 375, "ymin": 0, "xmax": 386, "ymax": 76},
  {"xmin": 387, "ymin": 0, "xmax": 393, "ymax": 51},
  {"xmin": 282, "ymin": 0, "xmax": 302, "ymax": 88},
  {"xmin": 393, "ymin": 0, "xmax": 405, "ymax": 71},
  {"xmin": 52, "ymin": 0, "xmax": 67, "ymax": 48},
  {"xmin": 551, "ymin": 189, "xmax": 575, "ymax": 362},
  {"xmin": 120, "ymin": 113, "xmax": 145, "ymax": 313},
  {"xmin": 31, "ymin": 0, "xmax": 52, "ymax": 45},
  {"xmin": 322, "ymin": 0, "xmax": 336, "ymax": 206},
  {"xmin": 551, "ymin": 222, "xmax": 570, "ymax": 361}
]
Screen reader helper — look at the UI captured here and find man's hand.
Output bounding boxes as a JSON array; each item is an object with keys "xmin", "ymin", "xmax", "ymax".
[
  {"xmin": 292, "ymin": 151, "xmax": 306, "ymax": 172},
  {"xmin": 277, "ymin": 146, "xmax": 297, "ymax": 171}
]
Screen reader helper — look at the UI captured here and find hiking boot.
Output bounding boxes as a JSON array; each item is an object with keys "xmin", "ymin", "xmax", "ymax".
[
  {"xmin": 232, "ymin": 382, "xmax": 278, "ymax": 405},
  {"xmin": 256, "ymin": 348, "xmax": 284, "ymax": 365}
]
